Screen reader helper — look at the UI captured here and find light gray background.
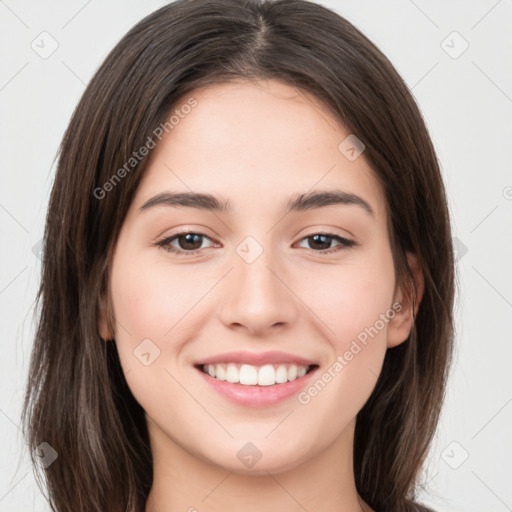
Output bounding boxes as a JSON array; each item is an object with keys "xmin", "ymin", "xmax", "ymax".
[{"xmin": 1, "ymin": 1, "xmax": 511, "ymax": 511}]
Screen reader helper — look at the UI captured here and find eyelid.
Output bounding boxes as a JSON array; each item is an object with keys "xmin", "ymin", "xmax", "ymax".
[
  {"xmin": 155, "ymin": 229, "xmax": 219, "ymax": 254},
  {"xmin": 293, "ymin": 232, "xmax": 356, "ymax": 254}
]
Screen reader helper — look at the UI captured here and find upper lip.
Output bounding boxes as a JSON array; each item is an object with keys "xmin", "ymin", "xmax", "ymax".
[{"xmin": 195, "ymin": 350, "xmax": 317, "ymax": 367}]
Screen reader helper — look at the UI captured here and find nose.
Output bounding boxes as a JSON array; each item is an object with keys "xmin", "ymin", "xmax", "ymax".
[{"xmin": 217, "ymin": 240, "xmax": 300, "ymax": 337}]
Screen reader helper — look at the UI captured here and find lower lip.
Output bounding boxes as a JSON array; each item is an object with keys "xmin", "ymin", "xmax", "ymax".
[{"xmin": 195, "ymin": 366, "xmax": 319, "ymax": 407}]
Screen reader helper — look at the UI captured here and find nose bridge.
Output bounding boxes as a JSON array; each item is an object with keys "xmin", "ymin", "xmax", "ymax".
[
  {"xmin": 236, "ymin": 234, "xmax": 281, "ymax": 294},
  {"xmin": 218, "ymin": 233, "xmax": 299, "ymax": 334}
]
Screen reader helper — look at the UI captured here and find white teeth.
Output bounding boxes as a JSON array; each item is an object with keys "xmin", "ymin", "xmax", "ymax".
[
  {"xmin": 258, "ymin": 364, "xmax": 275, "ymax": 386},
  {"xmin": 275, "ymin": 364, "xmax": 288, "ymax": 383},
  {"xmin": 240, "ymin": 364, "xmax": 258, "ymax": 385},
  {"xmin": 202, "ymin": 362, "xmax": 311, "ymax": 386},
  {"xmin": 226, "ymin": 363, "xmax": 239, "ymax": 383},
  {"xmin": 288, "ymin": 364, "xmax": 297, "ymax": 381},
  {"xmin": 297, "ymin": 366, "xmax": 307, "ymax": 378},
  {"xmin": 215, "ymin": 364, "xmax": 227, "ymax": 381}
]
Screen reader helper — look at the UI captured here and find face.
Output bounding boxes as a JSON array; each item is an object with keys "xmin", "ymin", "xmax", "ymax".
[{"xmin": 100, "ymin": 79, "xmax": 419, "ymax": 474}]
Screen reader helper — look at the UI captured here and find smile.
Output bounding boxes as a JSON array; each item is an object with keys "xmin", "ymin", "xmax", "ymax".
[
  {"xmin": 194, "ymin": 362, "xmax": 320, "ymax": 407},
  {"xmin": 198, "ymin": 362, "xmax": 316, "ymax": 386}
]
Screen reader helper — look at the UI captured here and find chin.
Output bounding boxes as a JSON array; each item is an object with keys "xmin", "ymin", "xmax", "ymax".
[{"xmin": 203, "ymin": 441, "xmax": 312, "ymax": 476}]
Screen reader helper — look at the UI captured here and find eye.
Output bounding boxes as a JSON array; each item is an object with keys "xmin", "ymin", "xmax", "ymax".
[
  {"xmin": 155, "ymin": 231, "xmax": 356, "ymax": 257},
  {"xmin": 155, "ymin": 231, "xmax": 218, "ymax": 256},
  {"xmin": 294, "ymin": 233, "xmax": 356, "ymax": 254}
]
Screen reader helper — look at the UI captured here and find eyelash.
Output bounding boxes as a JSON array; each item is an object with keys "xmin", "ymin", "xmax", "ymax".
[{"xmin": 155, "ymin": 230, "xmax": 356, "ymax": 256}]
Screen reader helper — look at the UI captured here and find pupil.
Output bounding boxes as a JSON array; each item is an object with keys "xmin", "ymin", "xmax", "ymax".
[
  {"xmin": 310, "ymin": 234, "xmax": 330, "ymax": 250},
  {"xmin": 180, "ymin": 233, "xmax": 201, "ymax": 250}
]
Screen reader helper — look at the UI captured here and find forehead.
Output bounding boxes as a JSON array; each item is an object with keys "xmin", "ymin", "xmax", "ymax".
[{"xmin": 134, "ymin": 79, "xmax": 388, "ymax": 222}]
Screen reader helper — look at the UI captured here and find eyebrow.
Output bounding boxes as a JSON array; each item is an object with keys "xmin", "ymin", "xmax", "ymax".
[{"xmin": 139, "ymin": 189, "xmax": 375, "ymax": 218}]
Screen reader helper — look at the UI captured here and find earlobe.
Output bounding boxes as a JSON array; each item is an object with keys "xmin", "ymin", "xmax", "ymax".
[{"xmin": 387, "ymin": 252, "xmax": 424, "ymax": 348}]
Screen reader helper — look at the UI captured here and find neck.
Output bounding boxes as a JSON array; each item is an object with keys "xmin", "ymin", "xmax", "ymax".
[{"xmin": 144, "ymin": 417, "xmax": 370, "ymax": 512}]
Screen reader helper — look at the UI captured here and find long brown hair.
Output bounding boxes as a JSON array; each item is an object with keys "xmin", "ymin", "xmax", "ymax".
[{"xmin": 21, "ymin": 1, "xmax": 455, "ymax": 511}]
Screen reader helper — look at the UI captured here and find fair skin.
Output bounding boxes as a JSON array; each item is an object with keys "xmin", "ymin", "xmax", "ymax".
[{"xmin": 100, "ymin": 79, "xmax": 423, "ymax": 512}]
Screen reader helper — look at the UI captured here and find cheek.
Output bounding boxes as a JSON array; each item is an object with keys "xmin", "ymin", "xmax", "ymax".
[
  {"xmin": 294, "ymin": 258, "xmax": 396, "ymax": 423},
  {"xmin": 109, "ymin": 245, "xmax": 218, "ymax": 380},
  {"xmin": 294, "ymin": 248, "xmax": 396, "ymax": 402},
  {"xmin": 299, "ymin": 253, "xmax": 396, "ymax": 351},
  {"xmin": 111, "ymin": 251, "xmax": 205, "ymax": 339},
  {"xmin": 109, "ymin": 248, "xmax": 204, "ymax": 409}
]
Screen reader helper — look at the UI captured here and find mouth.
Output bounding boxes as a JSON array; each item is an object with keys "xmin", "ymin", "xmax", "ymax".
[
  {"xmin": 193, "ymin": 361, "xmax": 320, "ymax": 408},
  {"xmin": 195, "ymin": 362, "xmax": 319, "ymax": 386}
]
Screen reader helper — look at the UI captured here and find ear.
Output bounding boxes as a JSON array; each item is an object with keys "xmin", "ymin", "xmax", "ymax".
[{"xmin": 387, "ymin": 252, "xmax": 424, "ymax": 349}]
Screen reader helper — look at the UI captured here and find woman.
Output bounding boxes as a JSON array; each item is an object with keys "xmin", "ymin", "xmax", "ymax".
[{"xmin": 22, "ymin": 0, "xmax": 455, "ymax": 511}]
